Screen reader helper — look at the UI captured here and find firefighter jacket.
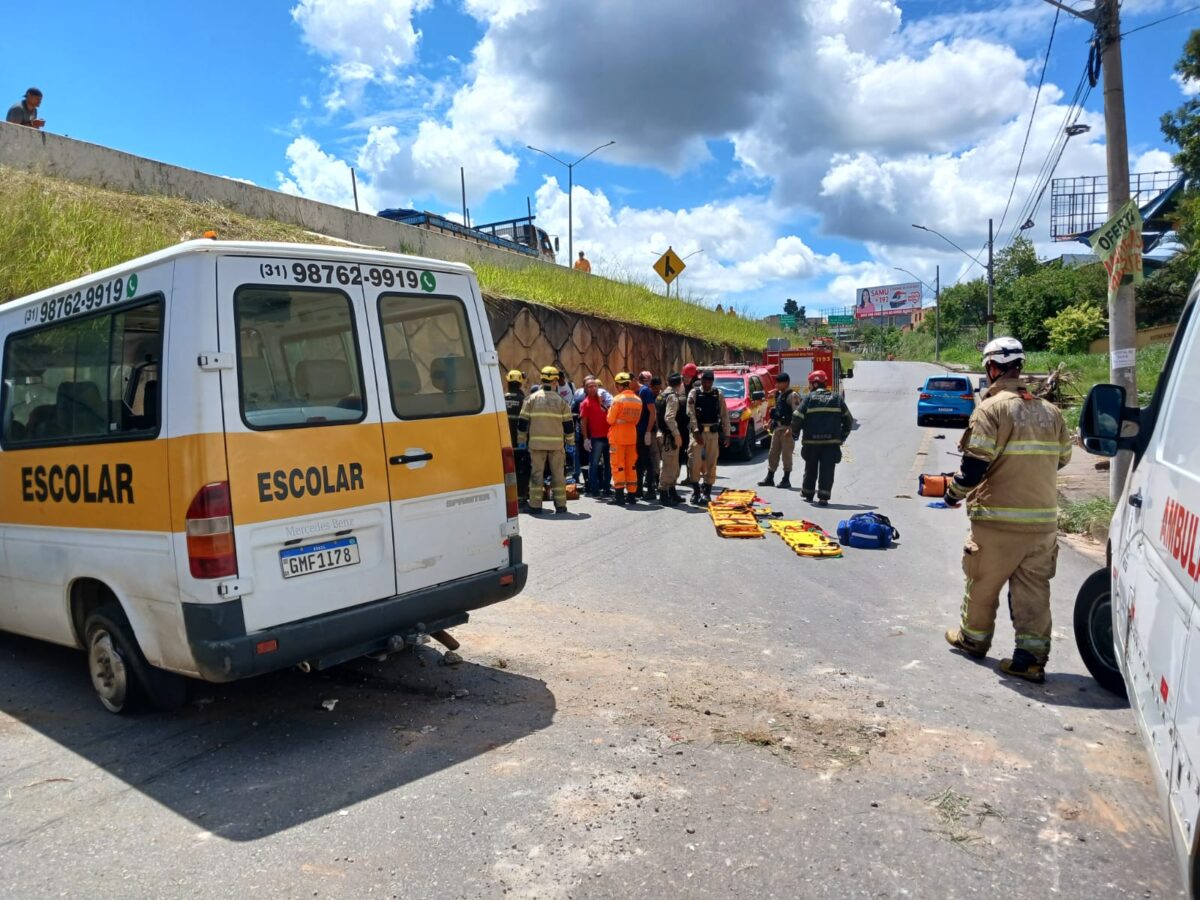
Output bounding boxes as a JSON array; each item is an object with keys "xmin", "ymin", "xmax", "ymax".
[
  {"xmin": 607, "ymin": 389, "xmax": 644, "ymax": 446},
  {"xmin": 518, "ymin": 387, "xmax": 575, "ymax": 450},
  {"xmin": 504, "ymin": 387, "xmax": 525, "ymax": 446},
  {"xmin": 687, "ymin": 386, "xmax": 731, "ymax": 437},
  {"xmin": 791, "ymin": 388, "xmax": 853, "ymax": 445},
  {"xmin": 770, "ymin": 387, "xmax": 801, "ymax": 432},
  {"xmin": 951, "ymin": 375, "xmax": 1072, "ymax": 532},
  {"xmin": 656, "ymin": 388, "xmax": 682, "ymax": 446}
]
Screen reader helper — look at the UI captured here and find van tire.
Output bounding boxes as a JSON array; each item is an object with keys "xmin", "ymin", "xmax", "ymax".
[
  {"xmin": 1073, "ymin": 569, "xmax": 1127, "ymax": 697},
  {"xmin": 84, "ymin": 604, "xmax": 188, "ymax": 714}
]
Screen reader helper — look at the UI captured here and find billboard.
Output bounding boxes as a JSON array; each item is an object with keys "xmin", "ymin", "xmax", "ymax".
[{"xmin": 854, "ymin": 282, "xmax": 922, "ymax": 320}]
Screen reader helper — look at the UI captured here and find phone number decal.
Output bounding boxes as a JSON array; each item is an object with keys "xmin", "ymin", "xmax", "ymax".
[
  {"xmin": 257, "ymin": 261, "xmax": 437, "ymax": 293},
  {"xmin": 26, "ymin": 273, "xmax": 140, "ymax": 325}
]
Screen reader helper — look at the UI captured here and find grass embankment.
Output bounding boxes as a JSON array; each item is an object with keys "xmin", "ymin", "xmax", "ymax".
[
  {"xmin": 0, "ymin": 166, "xmax": 774, "ymax": 350},
  {"xmin": 1059, "ymin": 497, "xmax": 1116, "ymax": 535}
]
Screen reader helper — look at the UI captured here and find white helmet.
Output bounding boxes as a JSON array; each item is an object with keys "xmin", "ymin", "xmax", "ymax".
[{"xmin": 982, "ymin": 336, "xmax": 1025, "ymax": 367}]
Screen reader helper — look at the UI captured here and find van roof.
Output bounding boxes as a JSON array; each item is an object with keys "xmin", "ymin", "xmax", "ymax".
[{"xmin": 3, "ymin": 239, "xmax": 476, "ymax": 312}]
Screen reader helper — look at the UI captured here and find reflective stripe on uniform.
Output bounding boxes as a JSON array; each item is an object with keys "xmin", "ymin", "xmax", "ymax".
[
  {"xmin": 1000, "ymin": 440, "xmax": 1065, "ymax": 456},
  {"xmin": 968, "ymin": 505, "xmax": 1058, "ymax": 524},
  {"xmin": 966, "ymin": 434, "xmax": 997, "ymax": 459}
]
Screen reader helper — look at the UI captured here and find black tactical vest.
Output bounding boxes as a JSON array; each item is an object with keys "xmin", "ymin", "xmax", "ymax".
[
  {"xmin": 693, "ymin": 388, "xmax": 720, "ymax": 426},
  {"xmin": 774, "ymin": 387, "xmax": 793, "ymax": 425},
  {"xmin": 504, "ymin": 388, "xmax": 524, "ymax": 444}
]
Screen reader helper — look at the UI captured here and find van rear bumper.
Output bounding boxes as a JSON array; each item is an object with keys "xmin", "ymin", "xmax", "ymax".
[{"xmin": 183, "ymin": 537, "xmax": 527, "ymax": 682}]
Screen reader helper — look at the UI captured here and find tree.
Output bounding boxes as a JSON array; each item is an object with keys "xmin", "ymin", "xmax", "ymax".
[
  {"xmin": 797, "ymin": 305, "xmax": 807, "ymax": 323},
  {"xmin": 996, "ymin": 262, "xmax": 1106, "ymax": 350},
  {"xmin": 994, "ymin": 236, "xmax": 1039, "ymax": 287},
  {"xmin": 1161, "ymin": 30, "xmax": 1200, "ymax": 181},
  {"xmin": 783, "ymin": 298, "xmax": 799, "ymax": 317},
  {"xmin": 935, "ymin": 280, "xmax": 989, "ymax": 335},
  {"xmin": 1045, "ymin": 304, "xmax": 1107, "ymax": 354}
]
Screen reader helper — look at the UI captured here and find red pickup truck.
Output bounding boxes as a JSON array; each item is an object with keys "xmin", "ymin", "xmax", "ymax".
[{"xmin": 711, "ymin": 365, "xmax": 777, "ymax": 460}]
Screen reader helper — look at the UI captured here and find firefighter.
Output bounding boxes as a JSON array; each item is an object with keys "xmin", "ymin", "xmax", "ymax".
[
  {"xmin": 758, "ymin": 371, "xmax": 801, "ymax": 488},
  {"xmin": 655, "ymin": 373, "xmax": 685, "ymax": 505},
  {"xmin": 943, "ymin": 337, "xmax": 1072, "ymax": 684},
  {"xmin": 790, "ymin": 370, "xmax": 853, "ymax": 505},
  {"xmin": 504, "ymin": 369, "xmax": 531, "ymax": 508},
  {"xmin": 686, "ymin": 369, "xmax": 730, "ymax": 505},
  {"xmin": 517, "ymin": 366, "xmax": 575, "ymax": 515},
  {"xmin": 607, "ymin": 372, "xmax": 644, "ymax": 505}
]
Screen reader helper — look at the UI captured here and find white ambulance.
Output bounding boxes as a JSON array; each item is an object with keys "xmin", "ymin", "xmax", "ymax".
[
  {"xmin": 1077, "ymin": 272, "xmax": 1200, "ymax": 897},
  {"xmin": 0, "ymin": 240, "xmax": 526, "ymax": 713}
]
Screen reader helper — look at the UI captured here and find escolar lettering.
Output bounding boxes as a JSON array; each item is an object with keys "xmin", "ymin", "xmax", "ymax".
[
  {"xmin": 21, "ymin": 464, "xmax": 134, "ymax": 504},
  {"xmin": 257, "ymin": 462, "xmax": 364, "ymax": 502}
]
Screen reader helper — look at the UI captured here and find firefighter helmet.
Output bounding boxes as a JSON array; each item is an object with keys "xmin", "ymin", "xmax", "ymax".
[
  {"xmin": 615, "ymin": 371, "xmax": 633, "ymax": 386},
  {"xmin": 981, "ymin": 337, "xmax": 1025, "ymax": 367},
  {"xmin": 506, "ymin": 369, "xmax": 525, "ymax": 384},
  {"xmin": 540, "ymin": 365, "xmax": 560, "ymax": 382},
  {"xmin": 808, "ymin": 370, "xmax": 829, "ymax": 386},
  {"xmin": 681, "ymin": 362, "xmax": 699, "ymax": 380}
]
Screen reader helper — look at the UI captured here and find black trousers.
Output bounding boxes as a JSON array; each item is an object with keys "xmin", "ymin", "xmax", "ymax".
[
  {"xmin": 515, "ymin": 448, "xmax": 532, "ymax": 501},
  {"xmin": 635, "ymin": 431, "xmax": 653, "ymax": 492},
  {"xmin": 800, "ymin": 444, "xmax": 841, "ymax": 500}
]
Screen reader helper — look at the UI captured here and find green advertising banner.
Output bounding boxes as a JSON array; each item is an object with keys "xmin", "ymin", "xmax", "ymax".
[{"xmin": 1088, "ymin": 198, "xmax": 1144, "ymax": 303}]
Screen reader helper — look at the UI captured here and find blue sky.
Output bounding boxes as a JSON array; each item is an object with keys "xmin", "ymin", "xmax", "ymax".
[{"xmin": 5, "ymin": 0, "xmax": 1198, "ymax": 318}]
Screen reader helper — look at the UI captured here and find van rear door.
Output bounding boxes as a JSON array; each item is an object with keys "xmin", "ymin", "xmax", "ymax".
[
  {"xmin": 358, "ymin": 263, "xmax": 509, "ymax": 597},
  {"xmin": 215, "ymin": 255, "xmax": 398, "ymax": 632}
]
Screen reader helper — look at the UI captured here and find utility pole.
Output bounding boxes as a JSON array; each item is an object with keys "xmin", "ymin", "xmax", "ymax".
[
  {"xmin": 1044, "ymin": 0, "xmax": 1136, "ymax": 501},
  {"xmin": 986, "ymin": 218, "xmax": 994, "ymax": 342},
  {"xmin": 935, "ymin": 264, "xmax": 941, "ymax": 362}
]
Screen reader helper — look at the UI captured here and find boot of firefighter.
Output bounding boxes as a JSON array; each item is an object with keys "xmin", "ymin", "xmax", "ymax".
[
  {"xmin": 999, "ymin": 650, "xmax": 1046, "ymax": 684},
  {"xmin": 625, "ymin": 489, "xmax": 638, "ymax": 505},
  {"xmin": 701, "ymin": 484, "xmax": 713, "ymax": 506},
  {"xmin": 690, "ymin": 483, "xmax": 704, "ymax": 505},
  {"xmin": 614, "ymin": 489, "xmax": 628, "ymax": 505},
  {"xmin": 778, "ymin": 473, "xmax": 792, "ymax": 489},
  {"xmin": 757, "ymin": 470, "xmax": 775, "ymax": 487}
]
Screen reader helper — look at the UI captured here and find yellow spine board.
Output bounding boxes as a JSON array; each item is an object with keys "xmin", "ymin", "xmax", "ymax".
[{"xmin": 768, "ymin": 520, "xmax": 843, "ymax": 558}]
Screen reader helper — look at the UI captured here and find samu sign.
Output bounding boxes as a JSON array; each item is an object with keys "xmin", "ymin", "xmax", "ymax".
[{"xmin": 1089, "ymin": 198, "xmax": 1144, "ymax": 302}]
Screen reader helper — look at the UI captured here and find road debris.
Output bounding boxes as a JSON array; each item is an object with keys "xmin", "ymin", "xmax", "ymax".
[{"xmin": 320, "ymin": 699, "xmax": 339, "ymax": 712}]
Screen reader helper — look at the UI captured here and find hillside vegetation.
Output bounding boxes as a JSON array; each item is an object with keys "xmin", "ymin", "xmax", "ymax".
[{"xmin": 0, "ymin": 167, "xmax": 775, "ymax": 349}]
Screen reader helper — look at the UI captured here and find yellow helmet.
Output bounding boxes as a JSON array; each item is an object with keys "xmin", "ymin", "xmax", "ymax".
[
  {"xmin": 614, "ymin": 371, "xmax": 633, "ymax": 385},
  {"xmin": 506, "ymin": 369, "xmax": 525, "ymax": 383},
  {"xmin": 540, "ymin": 365, "xmax": 560, "ymax": 382}
]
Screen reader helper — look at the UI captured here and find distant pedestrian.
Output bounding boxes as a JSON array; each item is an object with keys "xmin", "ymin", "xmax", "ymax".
[
  {"xmin": 6, "ymin": 87, "xmax": 44, "ymax": 129},
  {"xmin": 655, "ymin": 373, "xmax": 685, "ymax": 505},
  {"xmin": 634, "ymin": 370, "xmax": 659, "ymax": 500},
  {"xmin": 578, "ymin": 378, "xmax": 612, "ymax": 497},
  {"xmin": 574, "ymin": 251, "xmax": 591, "ymax": 273},
  {"xmin": 607, "ymin": 373, "xmax": 644, "ymax": 505}
]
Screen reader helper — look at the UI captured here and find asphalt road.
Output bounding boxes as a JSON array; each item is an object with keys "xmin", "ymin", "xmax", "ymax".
[{"xmin": 0, "ymin": 361, "xmax": 1181, "ymax": 899}]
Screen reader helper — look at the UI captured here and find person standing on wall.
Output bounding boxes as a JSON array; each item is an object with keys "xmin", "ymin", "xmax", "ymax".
[
  {"xmin": 6, "ymin": 87, "xmax": 44, "ymax": 129},
  {"xmin": 655, "ymin": 373, "xmax": 686, "ymax": 506},
  {"xmin": 504, "ymin": 369, "xmax": 531, "ymax": 509},
  {"xmin": 790, "ymin": 370, "xmax": 853, "ymax": 506},
  {"xmin": 686, "ymin": 369, "xmax": 730, "ymax": 506},
  {"xmin": 574, "ymin": 251, "xmax": 592, "ymax": 273},
  {"xmin": 517, "ymin": 366, "xmax": 575, "ymax": 515},
  {"xmin": 634, "ymin": 370, "xmax": 659, "ymax": 501},
  {"xmin": 758, "ymin": 372, "xmax": 801, "ymax": 489},
  {"xmin": 606, "ymin": 372, "xmax": 644, "ymax": 506}
]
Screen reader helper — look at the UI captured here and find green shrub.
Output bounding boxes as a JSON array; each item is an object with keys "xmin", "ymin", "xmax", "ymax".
[{"xmin": 1045, "ymin": 304, "xmax": 1107, "ymax": 354}]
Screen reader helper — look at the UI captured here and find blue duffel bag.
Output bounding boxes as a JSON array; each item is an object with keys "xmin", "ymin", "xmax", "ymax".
[{"xmin": 837, "ymin": 512, "xmax": 899, "ymax": 549}]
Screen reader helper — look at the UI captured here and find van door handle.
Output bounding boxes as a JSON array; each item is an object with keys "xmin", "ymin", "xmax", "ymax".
[
  {"xmin": 390, "ymin": 452, "xmax": 434, "ymax": 465},
  {"xmin": 1128, "ymin": 491, "xmax": 1143, "ymax": 508}
]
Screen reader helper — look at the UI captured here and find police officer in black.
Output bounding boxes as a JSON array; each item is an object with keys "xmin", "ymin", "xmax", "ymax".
[
  {"xmin": 790, "ymin": 369, "xmax": 854, "ymax": 505},
  {"xmin": 505, "ymin": 369, "xmax": 531, "ymax": 508}
]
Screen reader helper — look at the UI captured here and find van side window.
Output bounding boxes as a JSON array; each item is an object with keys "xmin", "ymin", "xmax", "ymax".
[
  {"xmin": 378, "ymin": 294, "xmax": 483, "ymax": 419},
  {"xmin": 1159, "ymin": 323, "xmax": 1200, "ymax": 473},
  {"xmin": 2, "ymin": 299, "xmax": 164, "ymax": 448},
  {"xmin": 234, "ymin": 287, "xmax": 366, "ymax": 430}
]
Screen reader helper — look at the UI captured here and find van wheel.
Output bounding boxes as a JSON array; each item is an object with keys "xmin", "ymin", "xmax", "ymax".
[
  {"xmin": 1072, "ymin": 569, "xmax": 1127, "ymax": 697},
  {"xmin": 741, "ymin": 423, "xmax": 757, "ymax": 461},
  {"xmin": 85, "ymin": 604, "xmax": 187, "ymax": 714}
]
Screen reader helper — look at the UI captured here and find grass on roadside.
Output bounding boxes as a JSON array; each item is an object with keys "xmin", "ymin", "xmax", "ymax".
[
  {"xmin": 0, "ymin": 166, "xmax": 776, "ymax": 349},
  {"xmin": 1059, "ymin": 497, "xmax": 1116, "ymax": 534}
]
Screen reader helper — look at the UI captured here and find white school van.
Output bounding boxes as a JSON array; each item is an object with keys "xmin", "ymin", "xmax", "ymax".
[
  {"xmin": 1076, "ymin": 272, "xmax": 1200, "ymax": 897},
  {"xmin": 0, "ymin": 240, "xmax": 526, "ymax": 713}
]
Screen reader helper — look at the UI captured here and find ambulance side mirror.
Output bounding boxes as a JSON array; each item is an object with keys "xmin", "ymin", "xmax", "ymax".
[
  {"xmin": 751, "ymin": 390, "xmax": 765, "ymax": 401},
  {"xmin": 1080, "ymin": 384, "xmax": 1139, "ymax": 457}
]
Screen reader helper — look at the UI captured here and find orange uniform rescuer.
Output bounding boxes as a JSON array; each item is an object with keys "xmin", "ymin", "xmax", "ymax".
[{"xmin": 607, "ymin": 373, "xmax": 644, "ymax": 505}]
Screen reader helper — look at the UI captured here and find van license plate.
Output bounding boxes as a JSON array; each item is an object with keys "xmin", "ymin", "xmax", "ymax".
[{"xmin": 280, "ymin": 537, "xmax": 360, "ymax": 579}]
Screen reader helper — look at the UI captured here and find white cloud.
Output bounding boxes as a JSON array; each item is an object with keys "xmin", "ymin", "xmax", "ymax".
[
  {"xmin": 276, "ymin": 136, "xmax": 380, "ymax": 212},
  {"xmin": 1174, "ymin": 72, "xmax": 1200, "ymax": 97},
  {"xmin": 1133, "ymin": 149, "xmax": 1177, "ymax": 173}
]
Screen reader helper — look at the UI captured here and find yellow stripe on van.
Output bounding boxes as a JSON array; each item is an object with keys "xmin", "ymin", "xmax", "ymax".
[{"xmin": 381, "ymin": 412, "xmax": 506, "ymax": 500}]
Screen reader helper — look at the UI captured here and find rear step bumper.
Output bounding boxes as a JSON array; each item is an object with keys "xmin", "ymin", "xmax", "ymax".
[{"xmin": 183, "ymin": 537, "xmax": 527, "ymax": 682}]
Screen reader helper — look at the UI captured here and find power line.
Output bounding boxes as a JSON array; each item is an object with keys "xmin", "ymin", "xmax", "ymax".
[
  {"xmin": 996, "ymin": 6, "xmax": 1060, "ymax": 241},
  {"xmin": 1121, "ymin": 3, "xmax": 1200, "ymax": 38}
]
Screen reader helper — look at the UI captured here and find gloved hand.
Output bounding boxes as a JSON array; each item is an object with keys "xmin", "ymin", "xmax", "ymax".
[
  {"xmin": 583, "ymin": 438, "xmax": 592, "ymax": 453},
  {"xmin": 643, "ymin": 431, "xmax": 652, "ymax": 447},
  {"xmin": 517, "ymin": 442, "xmax": 527, "ymax": 451},
  {"xmin": 944, "ymin": 480, "xmax": 964, "ymax": 508}
]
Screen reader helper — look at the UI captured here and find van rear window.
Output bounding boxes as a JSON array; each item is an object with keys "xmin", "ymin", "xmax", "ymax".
[
  {"xmin": 2, "ymin": 299, "xmax": 163, "ymax": 448},
  {"xmin": 378, "ymin": 294, "xmax": 483, "ymax": 419},
  {"xmin": 235, "ymin": 287, "xmax": 367, "ymax": 430},
  {"xmin": 927, "ymin": 378, "xmax": 969, "ymax": 392}
]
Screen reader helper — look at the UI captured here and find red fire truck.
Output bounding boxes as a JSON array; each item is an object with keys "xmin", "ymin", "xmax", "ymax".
[{"xmin": 762, "ymin": 338, "xmax": 853, "ymax": 393}]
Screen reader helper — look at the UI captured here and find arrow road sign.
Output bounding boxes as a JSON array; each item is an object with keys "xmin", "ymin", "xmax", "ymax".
[{"xmin": 653, "ymin": 248, "xmax": 686, "ymax": 285}]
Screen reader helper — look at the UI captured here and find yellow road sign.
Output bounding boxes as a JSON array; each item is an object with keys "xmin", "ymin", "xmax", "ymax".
[{"xmin": 653, "ymin": 248, "xmax": 686, "ymax": 285}]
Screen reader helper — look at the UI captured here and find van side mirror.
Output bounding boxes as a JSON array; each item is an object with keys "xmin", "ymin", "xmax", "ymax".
[
  {"xmin": 554, "ymin": 237, "xmax": 560, "ymax": 252},
  {"xmin": 1080, "ymin": 384, "xmax": 1139, "ymax": 457},
  {"xmin": 751, "ymin": 390, "xmax": 765, "ymax": 401},
  {"xmin": 843, "ymin": 368, "xmax": 853, "ymax": 379}
]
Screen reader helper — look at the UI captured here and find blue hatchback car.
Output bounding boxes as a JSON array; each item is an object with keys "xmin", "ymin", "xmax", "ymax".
[{"xmin": 917, "ymin": 375, "xmax": 976, "ymax": 427}]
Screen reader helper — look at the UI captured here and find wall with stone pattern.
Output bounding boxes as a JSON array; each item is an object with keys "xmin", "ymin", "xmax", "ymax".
[{"xmin": 484, "ymin": 297, "xmax": 753, "ymax": 388}]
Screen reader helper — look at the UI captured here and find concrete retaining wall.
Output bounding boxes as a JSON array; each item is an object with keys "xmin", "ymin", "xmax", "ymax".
[
  {"xmin": 1088, "ymin": 322, "xmax": 1177, "ymax": 355},
  {"xmin": 0, "ymin": 124, "xmax": 542, "ymax": 270}
]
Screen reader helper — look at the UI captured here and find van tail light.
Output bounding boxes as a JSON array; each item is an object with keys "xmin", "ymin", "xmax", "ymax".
[
  {"xmin": 186, "ymin": 481, "xmax": 238, "ymax": 579},
  {"xmin": 919, "ymin": 393, "xmax": 932, "ymax": 400},
  {"xmin": 501, "ymin": 448, "xmax": 519, "ymax": 519}
]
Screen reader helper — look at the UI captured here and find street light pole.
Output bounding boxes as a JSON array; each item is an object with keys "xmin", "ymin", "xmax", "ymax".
[{"xmin": 526, "ymin": 140, "xmax": 616, "ymax": 266}]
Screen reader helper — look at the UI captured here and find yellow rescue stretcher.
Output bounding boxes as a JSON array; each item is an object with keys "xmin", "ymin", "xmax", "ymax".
[
  {"xmin": 768, "ymin": 520, "xmax": 844, "ymax": 558},
  {"xmin": 708, "ymin": 489, "xmax": 766, "ymax": 538}
]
